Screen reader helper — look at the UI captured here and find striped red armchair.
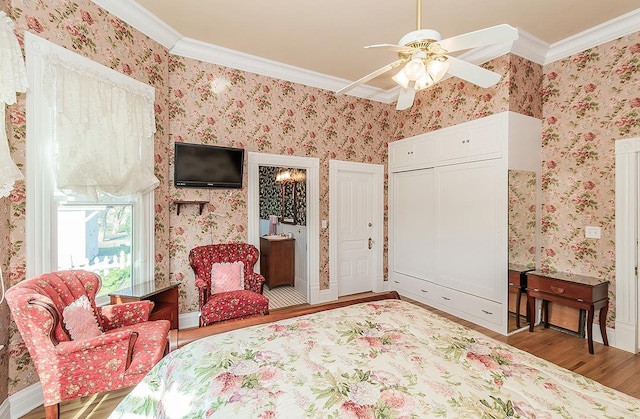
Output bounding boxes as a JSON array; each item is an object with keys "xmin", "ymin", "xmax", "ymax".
[
  {"xmin": 5, "ymin": 270, "xmax": 170, "ymax": 419},
  {"xmin": 189, "ymin": 243, "xmax": 269, "ymax": 327}
]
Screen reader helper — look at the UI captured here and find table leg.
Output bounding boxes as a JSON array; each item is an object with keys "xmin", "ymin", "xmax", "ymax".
[
  {"xmin": 599, "ymin": 303, "xmax": 609, "ymax": 347},
  {"xmin": 527, "ymin": 294, "xmax": 536, "ymax": 332},
  {"xmin": 542, "ymin": 300, "xmax": 549, "ymax": 328},
  {"xmin": 587, "ymin": 307, "xmax": 595, "ymax": 354},
  {"xmin": 515, "ymin": 290, "xmax": 522, "ymax": 328}
]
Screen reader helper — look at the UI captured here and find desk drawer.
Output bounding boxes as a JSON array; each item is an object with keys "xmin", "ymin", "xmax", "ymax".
[{"xmin": 528, "ymin": 274, "xmax": 593, "ymax": 301}]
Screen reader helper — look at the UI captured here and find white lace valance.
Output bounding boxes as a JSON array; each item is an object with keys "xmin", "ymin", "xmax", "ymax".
[
  {"xmin": 0, "ymin": 11, "xmax": 27, "ymax": 198},
  {"xmin": 43, "ymin": 54, "xmax": 158, "ymax": 200}
]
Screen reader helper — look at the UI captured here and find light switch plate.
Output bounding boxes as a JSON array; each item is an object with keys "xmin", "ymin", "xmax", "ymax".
[{"xmin": 585, "ymin": 226, "xmax": 601, "ymax": 239}]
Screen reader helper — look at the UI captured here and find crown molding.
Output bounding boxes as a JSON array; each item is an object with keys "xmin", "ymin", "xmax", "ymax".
[
  {"xmin": 544, "ymin": 8, "xmax": 640, "ymax": 65},
  {"xmin": 95, "ymin": 1, "xmax": 639, "ymax": 101},
  {"xmin": 510, "ymin": 30, "xmax": 549, "ymax": 65},
  {"xmin": 91, "ymin": 0, "xmax": 181, "ymax": 49},
  {"xmin": 171, "ymin": 37, "xmax": 394, "ymax": 103}
]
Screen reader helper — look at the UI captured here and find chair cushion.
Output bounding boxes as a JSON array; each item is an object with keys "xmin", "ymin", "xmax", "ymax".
[
  {"xmin": 63, "ymin": 295, "xmax": 103, "ymax": 340},
  {"xmin": 211, "ymin": 261, "xmax": 244, "ymax": 294},
  {"xmin": 200, "ymin": 290, "xmax": 269, "ymax": 325}
]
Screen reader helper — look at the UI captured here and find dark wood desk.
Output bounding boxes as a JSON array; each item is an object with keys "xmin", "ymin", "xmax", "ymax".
[
  {"xmin": 526, "ymin": 271, "xmax": 608, "ymax": 354},
  {"xmin": 109, "ymin": 281, "xmax": 180, "ymax": 329},
  {"xmin": 508, "ymin": 264, "xmax": 533, "ymax": 329}
]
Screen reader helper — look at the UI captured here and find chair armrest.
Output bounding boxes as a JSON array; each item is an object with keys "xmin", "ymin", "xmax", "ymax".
[
  {"xmin": 54, "ymin": 329, "xmax": 137, "ymax": 373},
  {"xmin": 98, "ymin": 301, "xmax": 153, "ymax": 331},
  {"xmin": 245, "ymin": 272, "xmax": 265, "ymax": 294},
  {"xmin": 195, "ymin": 276, "xmax": 209, "ymax": 309}
]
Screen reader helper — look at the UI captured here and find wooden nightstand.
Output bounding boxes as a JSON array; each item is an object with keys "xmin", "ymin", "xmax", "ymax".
[
  {"xmin": 526, "ymin": 271, "xmax": 609, "ymax": 354},
  {"xmin": 109, "ymin": 281, "xmax": 180, "ymax": 329}
]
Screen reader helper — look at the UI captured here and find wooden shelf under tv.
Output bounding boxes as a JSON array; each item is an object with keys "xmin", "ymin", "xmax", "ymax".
[{"xmin": 173, "ymin": 200, "xmax": 209, "ymax": 215}]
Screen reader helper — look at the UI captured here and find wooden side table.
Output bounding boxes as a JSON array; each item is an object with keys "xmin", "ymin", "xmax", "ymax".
[
  {"xmin": 526, "ymin": 271, "xmax": 609, "ymax": 354},
  {"xmin": 109, "ymin": 281, "xmax": 180, "ymax": 329}
]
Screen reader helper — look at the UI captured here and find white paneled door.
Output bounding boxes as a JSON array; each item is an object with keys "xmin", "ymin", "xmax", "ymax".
[{"xmin": 337, "ymin": 170, "xmax": 375, "ymax": 296}]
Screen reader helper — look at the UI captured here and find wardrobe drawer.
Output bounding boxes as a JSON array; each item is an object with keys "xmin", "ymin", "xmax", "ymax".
[
  {"xmin": 434, "ymin": 285, "xmax": 502, "ymax": 326},
  {"xmin": 390, "ymin": 274, "xmax": 434, "ymax": 303}
]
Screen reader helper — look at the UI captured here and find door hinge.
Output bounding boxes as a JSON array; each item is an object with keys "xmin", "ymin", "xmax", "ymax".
[{"xmin": 636, "ymin": 266, "xmax": 638, "ymax": 277}]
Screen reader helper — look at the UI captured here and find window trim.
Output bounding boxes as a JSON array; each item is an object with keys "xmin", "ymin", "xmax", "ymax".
[{"xmin": 25, "ymin": 32, "xmax": 155, "ymax": 300}]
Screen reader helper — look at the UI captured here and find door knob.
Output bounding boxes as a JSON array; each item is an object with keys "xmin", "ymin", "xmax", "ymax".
[{"xmin": 368, "ymin": 238, "xmax": 373, "ymax": 249}]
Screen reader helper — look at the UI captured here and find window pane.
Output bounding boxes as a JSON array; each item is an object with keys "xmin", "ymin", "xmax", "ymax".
[{"xmin": 57, "ymin": 204, "xmax": 133, "ymax": 297}]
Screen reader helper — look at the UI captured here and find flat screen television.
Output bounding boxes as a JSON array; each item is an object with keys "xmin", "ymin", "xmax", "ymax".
[{"xmin": 174, "ymin": 143, "xmax": 245, "ymax": 188}]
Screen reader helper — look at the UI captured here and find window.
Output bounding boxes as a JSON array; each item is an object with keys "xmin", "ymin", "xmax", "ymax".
[
  {"xmin": 25, "ymin": 33, "xmax": 155, "ymax": 304},
  {"xmin": 57, "ymin": 203, "xmax": 134, "ymax": 297}
]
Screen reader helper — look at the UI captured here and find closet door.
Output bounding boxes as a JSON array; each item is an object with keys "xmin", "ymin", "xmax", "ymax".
[
  {"xmin": 390, "ymin": 169, "xmax": 434, "ymax": 282},
  {"xmin": 434, "ymin": 159, "xmax": 505, "ymax": 302}
]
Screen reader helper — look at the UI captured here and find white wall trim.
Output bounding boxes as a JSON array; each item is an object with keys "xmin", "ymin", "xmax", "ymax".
[
  {"xmin": 614, "ymin": 137, "xmax": 639, "ymax": 353},
  {"xmin": 545, "ymin": 9, "xmax": 640, "ymax": 65},
  {"xmin": 90, "ymin": 0, "xmax": 181, "ymax": 49},
  {"xmin": 178, "ymin": 311, "xmax": 200, "ymax": 330},
  {"xmin": 0, "ymin": 398, "xmax": 8, "ymax": 419},
  {"xmin": 95, "ymin": 1, "xmax": 640, "ymax": 101},
  {"xmin": 7, "ymin": 383, "xmax": 43, "ymax": 419},
  {"xmin": 247, "ymin": 153, "xmax": 321, "ymax": 304},
  {"xmin": 329, "ymin": 160, "xmax": 385, "ymax": 298},
  {"xmin": 170, "ymin": 37, "xmax": 396, "ymax": 104}
]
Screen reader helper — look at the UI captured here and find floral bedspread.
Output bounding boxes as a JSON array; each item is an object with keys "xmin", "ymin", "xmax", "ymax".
[{"xmin": 110, "ymin": 299, "xmax": 640, "ymax": 418}]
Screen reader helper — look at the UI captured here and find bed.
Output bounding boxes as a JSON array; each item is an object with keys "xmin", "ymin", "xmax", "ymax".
[{"xmin": 109, "ymin": 292, "xmax": 639, "ymax": 418}]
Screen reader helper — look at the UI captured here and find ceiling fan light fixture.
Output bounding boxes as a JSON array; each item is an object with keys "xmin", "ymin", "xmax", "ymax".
[
  {"xmin": 391, "ymin": 69, "xmax": 410, "ymax": 89},
  {"xmin": 415, "ymin": 73, "xmax": 433, "ymax": 91},
  {"xmin": 403, "ymin": 58, "xmax": 427, "ymax": 81},
  {"xmin": 426, "ymin": 58, "xmax": 449, "ymax": 82}
]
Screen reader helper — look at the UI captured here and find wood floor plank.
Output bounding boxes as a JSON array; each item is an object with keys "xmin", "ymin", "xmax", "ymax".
[{"xmin": 20, "ymin": 293, "xmax": 640, "ymax": 417}]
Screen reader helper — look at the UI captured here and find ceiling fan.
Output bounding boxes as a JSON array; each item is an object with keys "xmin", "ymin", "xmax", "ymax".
[{"xmin": 335, "ymin": 1, "xmax": 518, "ymax": 110}]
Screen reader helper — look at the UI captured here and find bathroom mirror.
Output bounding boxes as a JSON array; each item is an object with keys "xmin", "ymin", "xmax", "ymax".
[
  {"xmin": 507, "ymin": 169, "xmax": 537, "ymax": 332},
  {"xmin": 281, "ymin": 181, "xmax": 297, "ymax": 224}
]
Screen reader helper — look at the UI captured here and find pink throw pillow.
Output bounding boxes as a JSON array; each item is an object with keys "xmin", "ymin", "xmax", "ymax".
[
  {"xmin": 62, "ymin": 295, "xmax": 103, "ymax": 340},
  {"xmin": 212, "ymin": 261, "xmax": 245, "ymax": 294}
]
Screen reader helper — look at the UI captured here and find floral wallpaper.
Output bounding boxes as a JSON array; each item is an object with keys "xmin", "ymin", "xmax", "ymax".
[
  {"xmin": 540, "ymin": 31, "xmax": 640, "ymax": 327},
  {"xmin": 167, "ymin": 56, "xmax": 396, "ymax": 313},
  {"xmin": 1, "ymin": 2, "xmax": 11, "ymax": 404},
  {"xmin": 4, "ymin": 0, "xmax": 171, "ymax": 397},
  {"xmin": 393, "ymin": 54, "xmax": 543, "ymax": 140},
  {"xmin": 0, "ymin": 0, "xmax": 637, "ymax": 404},
  {"xmin": 508, "ymin": 170, "xmax": 537, "ymax": 268}
]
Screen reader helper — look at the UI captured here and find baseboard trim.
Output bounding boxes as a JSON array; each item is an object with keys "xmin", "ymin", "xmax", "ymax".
[
  {"xmin": 0, "ymin": 397, "xmax": 9, "ymax": 419},
  {"xmin": 178, "ymin": 311, "xmax": 200, "ymax": 330},
  {"xmin": 7, "ymin": 382, "xmax": 43, "ymax": 419}
]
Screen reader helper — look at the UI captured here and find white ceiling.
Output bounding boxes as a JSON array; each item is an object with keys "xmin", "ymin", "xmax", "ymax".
[{"xmin": 95, "ymin": 1, "xmax": 640, "ymax": 102}]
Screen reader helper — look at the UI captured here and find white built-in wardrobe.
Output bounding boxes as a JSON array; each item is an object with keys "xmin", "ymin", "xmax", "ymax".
[{"xmin": 389, "ymin": 111, "xmax": 541, "ymax": 334}]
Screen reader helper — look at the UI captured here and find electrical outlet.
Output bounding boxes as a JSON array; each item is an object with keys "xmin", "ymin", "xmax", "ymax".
[{"xmin": 585, "ymin": 226, "xmax": 601, "ymax": 239}]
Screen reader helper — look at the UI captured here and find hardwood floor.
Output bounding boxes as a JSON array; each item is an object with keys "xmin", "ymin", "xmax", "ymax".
[{"xmin": 21, "ymin": 292, "xmax": 640, "ymax": 418}]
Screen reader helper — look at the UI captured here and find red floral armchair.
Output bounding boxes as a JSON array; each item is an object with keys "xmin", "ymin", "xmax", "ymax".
[
  {"xmin": 5, "ymin": 270, "xmax": 170, "ymax": 419},
  {"xmin": 189, "ymin": 243, "xmax": 269, "ymax": 327}
]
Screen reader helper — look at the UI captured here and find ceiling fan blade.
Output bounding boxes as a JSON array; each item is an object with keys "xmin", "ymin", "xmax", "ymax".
[
  {"xmin": 445, "ymin": 56, "xmax": 502, "ymax": 88},
  {"xmin": 396, "ymin": 86, "xmax": 416, "ymax": 110},
  {"xmin": 438, "ymin": 24, "xmax": 518, "ymax": 53},
  {"xmin": 336, "ymin": 59, "xmax": 406, "ymax": 95},
  {"xmin": 364, "ymin": 43, "xmax": 417, "ymax": 54}
]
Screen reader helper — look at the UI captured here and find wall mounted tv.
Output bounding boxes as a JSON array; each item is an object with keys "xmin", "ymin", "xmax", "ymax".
[{"xmin": 174, "ymin": 143, "xmax": 245, "ymax": 188}]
